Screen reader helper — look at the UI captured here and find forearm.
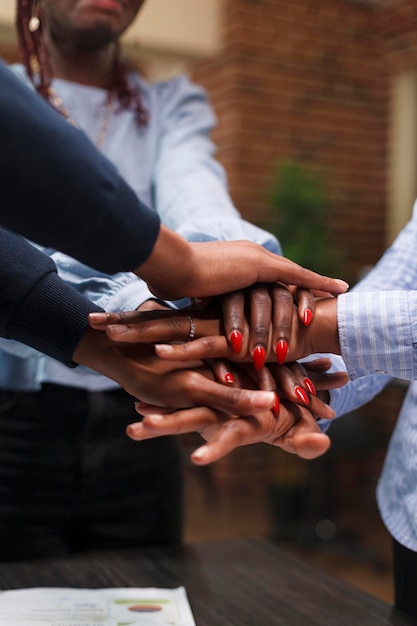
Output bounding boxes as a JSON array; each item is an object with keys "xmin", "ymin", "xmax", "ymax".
[{"xmin": 134, "ymin": 225, "xmax": 193, "ymax": 297}]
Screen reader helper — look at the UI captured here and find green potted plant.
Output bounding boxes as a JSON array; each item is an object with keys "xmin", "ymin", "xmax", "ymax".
[{"xmin": 268, "ymin": 159, "xmax": 342, "ymax": 276}]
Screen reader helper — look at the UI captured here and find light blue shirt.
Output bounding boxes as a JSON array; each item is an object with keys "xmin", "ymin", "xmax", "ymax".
[
  {"xmin": 328, "ymin": 200, "xmax": 417, "ymax": 551},
  {"xmin": 0, "ymin": 67, "xmax": 280, "ymax": 391}
]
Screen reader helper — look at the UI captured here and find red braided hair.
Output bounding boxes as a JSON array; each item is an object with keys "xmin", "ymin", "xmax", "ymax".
[{"xmin": 16, "ymin": 0, "xmax": 148, "ymax": 125}]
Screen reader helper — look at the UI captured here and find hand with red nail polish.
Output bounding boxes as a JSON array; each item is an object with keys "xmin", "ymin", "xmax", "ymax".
[
  {"xmin": 126, "ymin": 361, "xmax": 345, "ymax": 464},
  {"xmin": 90, "ymin": 295, "xmax": 342, "ymax": 369},
  {"xmin": 264, "ymin": 360, "xmax": 345, "ymax": 422},
  {"xmin": 127, "ymin": 400, "xmax": 332, "ymax": 464}
]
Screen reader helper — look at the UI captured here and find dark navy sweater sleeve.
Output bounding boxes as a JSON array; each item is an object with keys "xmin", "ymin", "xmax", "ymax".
[
  {"xmin": 0, "ymin": 60, "xmax": 160, "ymax": 273},
  {"xmin": 0, "ymin": 227, "xmax": 102, "ymax": 366}
]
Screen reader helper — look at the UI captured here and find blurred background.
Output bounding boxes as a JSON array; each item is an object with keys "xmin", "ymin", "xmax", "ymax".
[{"xmin": 2, "ymin": 0, "xmax": 417, "ymax": 605}]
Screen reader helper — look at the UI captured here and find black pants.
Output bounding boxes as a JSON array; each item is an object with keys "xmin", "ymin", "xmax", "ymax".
[
  {"xmin": 0, "ymin": 384, "xmax": 183, "ymax": 561},
  {"xmin": 393, "ymin": 538, "xmax": 417, "ymax": 622}
]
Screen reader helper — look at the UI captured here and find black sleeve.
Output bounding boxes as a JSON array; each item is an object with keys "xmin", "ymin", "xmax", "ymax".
[
  {"xmin": 0, "ymin": 227, "xmax": 103, "ymax": 367},
  {"xmin": 0, "ymin": 61, "xmax": 160, "ymax": 274}
]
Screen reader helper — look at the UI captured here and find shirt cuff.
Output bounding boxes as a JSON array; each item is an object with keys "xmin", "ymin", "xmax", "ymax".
[
  {"xmin": 7, "ymin": 270, "xmax": 102, "ymax": 367},
  {"xmin": 337, "ymin": 290, "xmax": 417, "ymax": 381}
]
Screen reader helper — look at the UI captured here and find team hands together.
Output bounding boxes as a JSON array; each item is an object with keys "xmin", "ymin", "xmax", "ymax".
[
  {"xmin": 84, "ymin": 248, "xmax": 348, "ymax": 465},
  {"xmin": 84, "ymin": 284, "xmax": 347, "ymax": 464}
]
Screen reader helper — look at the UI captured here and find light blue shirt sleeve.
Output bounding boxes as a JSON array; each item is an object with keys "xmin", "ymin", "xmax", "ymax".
[
  {"xmin": 338, "ymin": 290, "xmax": 417, "ymax": 380},
  {"xmin": 152, "ymin": 75, "xmax": 281, "ymax": 253},
  {"xmin": 328, "ymin": 200, "xmax": 417, "ymax": 418}
]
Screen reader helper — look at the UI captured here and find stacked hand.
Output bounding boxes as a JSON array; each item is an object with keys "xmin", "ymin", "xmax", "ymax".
[
  {"xmin": 88, "ymin": 287, "xmax": 347, "ymax": 464},
  {"xmin": 139, "ymin": 228, "xmax": 349, "ymax": 302}
]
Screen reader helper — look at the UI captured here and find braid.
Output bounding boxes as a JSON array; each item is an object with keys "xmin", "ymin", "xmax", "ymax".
[
  {"xmin": 16, "ymin": 0, "xmax": 53, "ymax": 100},
  {"xmin": 15, "ymin": 0, "xmax": 148, "ymax": 126}
]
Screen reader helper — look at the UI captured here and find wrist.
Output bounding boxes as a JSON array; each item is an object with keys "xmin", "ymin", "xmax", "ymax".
[
  {"xmin": 133, "ymin": 225, "xmax": 193, "ymax": 299},
  {"xmin": 72, "ymin": 327, "xmax": 117, "ymax": 377},
  {"xmin": 311, "ymin": 298, "xmax": 341, "ymax": 355}
]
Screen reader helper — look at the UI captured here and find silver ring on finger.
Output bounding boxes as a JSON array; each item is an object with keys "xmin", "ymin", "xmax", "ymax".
[{"xmin": 186, "ymin": 315, "xmax": 196, "ymax": 342}]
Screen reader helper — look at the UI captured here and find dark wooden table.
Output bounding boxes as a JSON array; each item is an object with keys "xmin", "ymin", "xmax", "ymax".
[{"xmin": 0, "ymin": 537, "xmax": 412, "ymax": 625}]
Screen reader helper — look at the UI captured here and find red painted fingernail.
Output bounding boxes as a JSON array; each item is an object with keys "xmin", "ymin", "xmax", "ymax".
[
  {"xmin": 225, "ymin": 372, "xmax": 235, "ymax": 384},
  {"xmin": 304, "ymin": 377, "xmax": 316, "ymax": 395},
  {"xmin": 230, "ymin": 330, "xmax": 243, "ymax": 353},
  {"xmin": 275, "ymin": 339, "xmax": 289, "ymax": 364},
  {"xmin": 253, "ymin": 345, "xmax": 266, "ymax": 371},
  {"xmin": 272, "ymin": 394, "xmax": 280, "ymax": 416},
  {"xmin": 303, "ymin": 308, "xmax": 313, "ymax": 326},
  {"xmin": 295, "ymin": 386, "xmax": 310, "ymax": 404}
]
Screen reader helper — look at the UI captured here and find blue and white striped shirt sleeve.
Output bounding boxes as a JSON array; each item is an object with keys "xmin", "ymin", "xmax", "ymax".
[{"xmin": 330, "ymin": 201, "xmax": 417, "ymax": 417}]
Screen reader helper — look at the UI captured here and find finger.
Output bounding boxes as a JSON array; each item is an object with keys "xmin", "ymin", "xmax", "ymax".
[
  {"xmin": 293, "ymin": 287, "xmax": 315, "ymax": 327},
  {"xmin": 127, "ymin": 406, "xmax": 228, "ymax": 440},
  {"xmin": 155, "ymin": 335, "xmax": 232, "ymax": 361},
  {"xmin": 191, "ymin": 417, "xmax": 260, "ymax": 465},
  {"xmin": 135, "ymin": 401, "xmax": 172, "ymax": 415},
  {"xmin": 221, "ymin": 291, "xmax": 246, "ymax": 355},
  {"xmin": 308, "ymin": 394, "xmax": 335, "ymax": 420},
  {"xmin": 205, "ymin": 358, "xmax": 235, "ymax": 386},
  {"xmin": 89, "ymin": 309, "xmax": 175, "ymax": 329},
  {"xmin": 289, "ymin": 431, "xmax": 331, "ymax": 459},
  {"xmin": 302, "ymin": 357, "xmax": 333, "ymax": 373},
  {"xmin": 308, "ymin": 370, "xmax": 350, "ymax": 391},
  {"xmin": 267, "ymin": 362, "xmax": 312, "ymax": 406},
  {"xmin": 272, "ymin": 404, "xmax": 331, "ymax": 459},
  {"xmin": 91, "ymin": 309, "xmax": 223, "ymax": 344},
  {"xmin": 270, "ymin": 284, "xmax": 293, "ymax": 364},
  {"xmin": 110, "ymin": 314, "xmax": 221, "ymax": 344},
  {"xmin": 251, "ymin": 252, "xmax": 349, "ymax": 296},
  {"xmin": 169, "ymin": 370, "xmax": 276, "ymax": 415},
  {"xmin": 248, "ymin": 284, "xmax": 271, "ymax": 371},
  {"xmin": 257, "ymin": 367, "xmax": 280, "ymax": 416}
]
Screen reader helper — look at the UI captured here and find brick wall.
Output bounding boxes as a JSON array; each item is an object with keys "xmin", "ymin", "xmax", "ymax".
[
  {"xmin": 192, "ymin": 0, "xmax": 388, "ymax": 284},
  {"xmin": 379, "ymin": 0, "xmax": 417, "ymax": 74}
]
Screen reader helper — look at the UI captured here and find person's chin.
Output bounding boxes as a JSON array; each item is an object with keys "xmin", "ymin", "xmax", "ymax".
[{"xmin": 72, "ymin": 21, "xmax": 120, "ymax": 50}]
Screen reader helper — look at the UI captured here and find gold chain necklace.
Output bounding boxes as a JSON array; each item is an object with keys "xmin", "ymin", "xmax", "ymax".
[{"xmin": 47, "ymin": 87, "xmax": 114, "ymax": 150}]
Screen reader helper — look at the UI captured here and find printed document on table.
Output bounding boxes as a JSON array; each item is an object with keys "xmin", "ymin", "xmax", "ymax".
[{"xmin": 0, "ymin": 586, "xmax": 196, "ymax": 625}]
